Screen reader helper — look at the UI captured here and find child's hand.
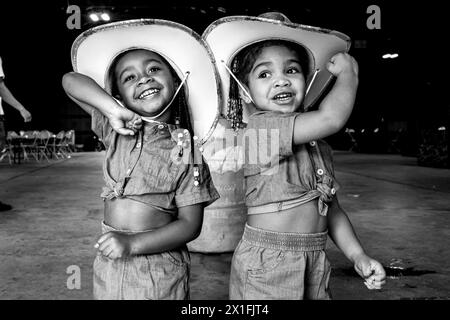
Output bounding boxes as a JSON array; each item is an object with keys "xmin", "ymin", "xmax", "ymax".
[
  {"xmin": 108, "ymin": 109, "xmax": 143, "ymax": 136},
  {"xmin": 326, "ymin": 52, "xmax": 359, "ymax": 78},
  {"xmin": 20, "ymin": 108, "xmax": 32, "ymax": 122},
  {"xmin": 94, "ymin": 231, "xmax": 133, "ymax": 259},
  {"xmin": 353, "ymin": 253, "xmax": 386, "ymax": 290}
]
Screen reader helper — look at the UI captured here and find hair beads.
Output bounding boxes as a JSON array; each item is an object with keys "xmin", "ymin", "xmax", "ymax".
[{"xmin": 226, "ymin": 59, "xmax": 243, "ymax": 132}]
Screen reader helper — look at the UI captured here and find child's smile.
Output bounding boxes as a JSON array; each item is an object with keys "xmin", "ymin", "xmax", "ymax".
[{"xmin": 137, "ymin": 86, "xmax": 161, "ymax": 100}]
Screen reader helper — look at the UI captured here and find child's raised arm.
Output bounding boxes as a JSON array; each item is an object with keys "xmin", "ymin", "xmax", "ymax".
[
  {"xmin": 293, "ymin": 52, "xmax": 359, "ymax": 145},
  {"xmin": 62, "ymin": 72, "xmax": 141, "ymax": 136}
]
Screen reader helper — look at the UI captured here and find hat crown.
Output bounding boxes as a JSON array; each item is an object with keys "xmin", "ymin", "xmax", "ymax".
[{"xmin": 258, "ymin": 12, "xmax": 292, "ymax": 23}]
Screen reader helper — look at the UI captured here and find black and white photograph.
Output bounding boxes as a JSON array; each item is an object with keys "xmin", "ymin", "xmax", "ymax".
[{"xmin": 0, "ymin": 0, "xmax": 448, "ymax": 310}]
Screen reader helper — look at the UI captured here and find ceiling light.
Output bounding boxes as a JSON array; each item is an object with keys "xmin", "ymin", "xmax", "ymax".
[
  {"xmin": 100, "ymin": 13, "xmax": 110, "ymax": 21},
  {"xmin": 89, "ymin": 13, "xmax": 99, "ymax": 22},
  {"xmin": 382, "ymin": 53, "xmax": 399, "ymax": 59}
]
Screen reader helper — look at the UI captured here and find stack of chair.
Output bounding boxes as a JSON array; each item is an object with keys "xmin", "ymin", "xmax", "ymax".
[{"xmin": 1, "ymin": 129, "xmax": 78, "ymax": 164}]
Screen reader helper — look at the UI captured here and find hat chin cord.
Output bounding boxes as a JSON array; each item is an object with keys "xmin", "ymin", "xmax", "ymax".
[
  {"xmin": 141, "ymin": 71, "xmax": 190, "ymax": 123},
  {"xmin": 221, "ymin": 60, "xmax": 255, "ymax": 104},
  {"xmin": 305, "ymin": 69, "xmax": 320, "ymax": 96}
]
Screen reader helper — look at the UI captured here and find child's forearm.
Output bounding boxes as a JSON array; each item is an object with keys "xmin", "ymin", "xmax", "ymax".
[
  {"xmin": 327, "ymin": 199, "xmax": 366, "ymax": 263},
  {"xmin": 62, "ymin": 72, "xmax": 122, "ymax": 118},
  {"xmin": 128, "ymin": 210, "xmax": 203, "ymax": 255},
  {"xmin": 317, "ymin": 72, "xmax": 358, "ymax": 132}
]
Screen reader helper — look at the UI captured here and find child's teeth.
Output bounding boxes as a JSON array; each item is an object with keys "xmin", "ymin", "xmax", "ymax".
[
  {"xmin": 276, "ymin": 93, "xmax": 291, "ymax": 99},
  {"xmin": 140, "ymin": 88, "xmax": 158, "ymax": 99}
]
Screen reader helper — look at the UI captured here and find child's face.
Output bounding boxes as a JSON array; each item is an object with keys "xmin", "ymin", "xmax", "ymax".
[
  {"xmin": 114, "ymin": 50, "xmax": 177, "ymax": 118},
  {"xmin": 244, "ymin": 45, "xmax": 306, "ymax": 113}
]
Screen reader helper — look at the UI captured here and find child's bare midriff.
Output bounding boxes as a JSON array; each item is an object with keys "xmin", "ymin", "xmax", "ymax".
[
  {"xmin": 104, "ymin": 198, "xmax": 173, "ymax": 231},
  {"xmin": 247, "ymin": 200, "xmax": 327, "ymax": 233}
]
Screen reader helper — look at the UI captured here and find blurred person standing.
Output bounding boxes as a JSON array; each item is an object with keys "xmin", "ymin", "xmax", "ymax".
[{"xmin": 0, "ymin": 55, "xmax": 32, "ymax": 211}]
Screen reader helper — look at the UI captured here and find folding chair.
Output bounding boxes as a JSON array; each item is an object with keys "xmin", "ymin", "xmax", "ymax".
[
  {"xmin": 7, "ymin": 131, "xmax": 19, "ymax": 139},
  {"xmin": 65, "ymin": 130, "xmax": 76, "ymax": 154},
  {"xmin": 36, "ymin": 130, "xmax": 53, "ymax": 162},
  {"xmin": 52, "ymin": 130, "xmax": 67, "ymax": 159},
  {"xmin": 345, "ymin": 128, "xmax": 358, "ymax": 152},
  {"xmin": 64, "ymin": 129, "xmax": 77, "ymax": 158},
  {"xmin": 0, "ymin": 131, "xmax": 17, "ymax": 164},
  {"xmin": 0, "ymin": 144, "xmax": 13, "ymax": 163},
  {"xmin": 20, "ymin": 130, "xmax": 40, "ymax": 161}
]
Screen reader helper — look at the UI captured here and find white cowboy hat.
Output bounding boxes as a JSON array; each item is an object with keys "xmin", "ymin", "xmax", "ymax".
[
  {"xmin": 202, "ymin": 12, "xmax": 351, "ymax": 120},
  {"xmin": 71, "ymin": 18, "xmax": 221, "ymax": 144}
]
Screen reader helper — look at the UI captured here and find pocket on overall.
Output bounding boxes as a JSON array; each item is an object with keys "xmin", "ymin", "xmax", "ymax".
[
  {"xmin": 93, "ymin": 254, "xmax": 120, "ymax": 299},
  {"xmin": 243, "ymin": 246, "xmax": 287, "ymax": 299},
  {"xmin": 163, "ymin": 248, "xmax": 190, "ymax": 267},
  {"xmin": 245, "ymin": 249, "xmax": 314, "ymax": 300},
  {"xmin": 143, "ymin": 250, "xmax": 190, "ymax": 300}
]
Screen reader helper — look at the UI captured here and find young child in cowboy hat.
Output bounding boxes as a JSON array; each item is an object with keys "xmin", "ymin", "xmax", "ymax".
[
  {"xmin": 204, "ymin": 12, "xmax": 386, "ymax": 299},
  {"xmin": 62, "ymin": 19, "xmax": 220, "ymax": 300}
]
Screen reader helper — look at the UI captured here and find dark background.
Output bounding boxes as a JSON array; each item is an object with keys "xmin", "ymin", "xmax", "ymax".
[{"xmin": 0, "ymin": 0, "xmax": 447, "ymax": 161}]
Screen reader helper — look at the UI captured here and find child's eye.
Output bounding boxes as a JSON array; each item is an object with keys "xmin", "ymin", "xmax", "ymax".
[
  {"xmin": 287, "ymin": 67, "xmax": 301, "ymax": 74},
  {"xmin": 148, "ymin": 67, "xmax": 160, "ymax": 73},
  {"xmin": 124, "ymin": 75, "xmax": 135, "ymax": 82},
  {"xmin": 258, "ymin": 71, "xmax": 270, "ymax": 79}
]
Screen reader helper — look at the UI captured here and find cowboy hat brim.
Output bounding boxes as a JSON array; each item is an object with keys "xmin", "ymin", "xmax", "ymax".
[
  {"xmin": 202, "ymin": 15, "xmax": 351, "ymax": 119},
  {"xmin": 71, "ymin": 19, "xmax": 221, "ymax": 144}
]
